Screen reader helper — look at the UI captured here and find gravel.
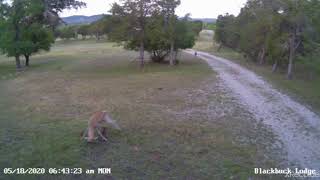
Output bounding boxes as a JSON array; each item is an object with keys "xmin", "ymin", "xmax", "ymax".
[{"xmin": 186, "ymin": 50, "xmax": 320, "ymax": 170}]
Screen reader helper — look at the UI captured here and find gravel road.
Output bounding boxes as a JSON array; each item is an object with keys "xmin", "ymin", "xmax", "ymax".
[{"xmin": 186, "ymin": 50, "xmax": 320, "ymax": 170}]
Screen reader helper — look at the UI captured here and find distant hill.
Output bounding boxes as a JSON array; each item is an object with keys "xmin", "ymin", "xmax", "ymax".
[
  {"xmin": 62, "ymin": 14, "xmax": 216, "ymax": 25},
  {"xmin": 181, "ymin": 17, "xmax": 216, "ymax": 23},
  {"xmin": 191, "ymin": 18, "xmax": 216, "ymax": 23},
  {"xmin": 62, "ymin": 14, "xmax": 105, "ymax": 25}
]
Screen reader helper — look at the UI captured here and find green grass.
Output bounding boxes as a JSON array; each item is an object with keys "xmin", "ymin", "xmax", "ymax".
[
  {"xmin": 194, "ymin": 30, "xmax": 320, "ymax": 113},
  {"xmin": 0, "ymin": 56, "xmax": 17, "ymax": 79},
  {"xmin": 203, "ymin": 23, "xmax": 216, "ymax": 31},
  {"xmin": 0, "ymin": 40, "xmax": 284, "ymax": 179}
]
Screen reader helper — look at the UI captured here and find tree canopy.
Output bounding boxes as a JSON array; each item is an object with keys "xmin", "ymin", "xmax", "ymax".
[
  {"xmin": 0, "ymin": 0, "xmax": 85, "ymax": 69},
  {"xmin": 1, "ymin": 0, "xmax": 201, "ymax": 69},
  {"xmin": 215, "ymin": 0, "xmax": 320, "ymax": 79},
  {"xmin": 109, "ymin": 0, "xmax": 197, "ymax": 66}
]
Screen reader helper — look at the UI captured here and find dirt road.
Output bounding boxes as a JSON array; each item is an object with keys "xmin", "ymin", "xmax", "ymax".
[{"xmin": 186, "ymin": 50, "xmax": 320, "ymax": 170}]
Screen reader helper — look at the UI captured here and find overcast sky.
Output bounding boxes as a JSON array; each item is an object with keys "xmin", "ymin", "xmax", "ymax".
[{"xmin": 60, "ymin": 0, "xmax": 247, "ymax": 18}]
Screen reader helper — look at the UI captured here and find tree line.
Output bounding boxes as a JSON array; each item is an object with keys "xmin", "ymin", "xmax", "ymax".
[
  {"xmin": 0, "ymin": 0, "xmax": 85, "ymax": 69},
  {"xmin": 0, "ymin": 0, "xmax": 203, "ymax": 70},
  {"xmin": 65, "ymin": 0, "xmax": 203, "ymax": 67},
  {"xmin": 55, "ymin": 16, "xmax": 112, "ymax": 41},
  {"xmin": 215, "ymin": 0, "xmax": 320, "ymax": 79}
]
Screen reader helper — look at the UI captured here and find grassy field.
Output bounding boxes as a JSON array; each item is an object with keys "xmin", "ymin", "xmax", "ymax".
[
  {"xmin": 0, "ymin": 39, "xmax": 285, "ymax": 179},
  {"xmin": 194, "ymin": 30, "xmax": 320, "ymax": 113}
]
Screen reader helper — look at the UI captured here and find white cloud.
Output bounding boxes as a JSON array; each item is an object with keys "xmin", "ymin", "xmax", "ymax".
[{"xmin": 60, "ymin": 0, "xmax": 247, "ymax": 18}]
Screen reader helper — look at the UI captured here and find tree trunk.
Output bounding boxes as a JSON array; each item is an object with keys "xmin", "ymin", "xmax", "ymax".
[
  {"xmin": 258, "ymin": 47, "xmax": 266, "ymax": 65},
  {"xmin": 96, "ymin": 33, "xmax": 100, "ymax": 41},
  {"xmin": 175, "ymin": 51, "xmax": 178, "ymax": 62},
  {"xmin": 217, "ymin": 44, "xmax": 222, "ymax": 52},
  {"xmin": 15, "ymin": 55, "xmax": 21, "ymax": 70},
  {"xmin": 287, "ymin": 36, "xmax": 295, "ymax": 79},
  {"xmin": 169, "ymin": 41, "xmax": 175, "ymax": 66},
  {"xmin": 309, "ymin": 71, "xmax": 314, "ymax": 81},
  {"xmin": 139, "ymin": 40, "xmax": 145, "ymax": 68},
  {"xmin": 14, "ymin": 19, "xmax": 21, "ymax": 70},
  {"xmin": 272, "ymin": 59, "xmax": 278, "ymax": 73},
  {"xmin": 24, "ymin": 55, "xmax": 30, "ymax": 67}
]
